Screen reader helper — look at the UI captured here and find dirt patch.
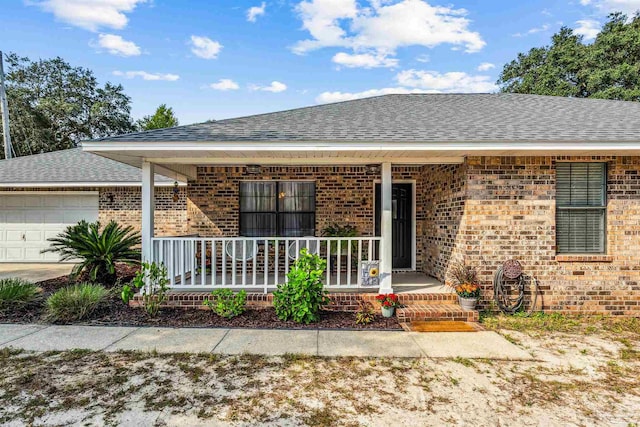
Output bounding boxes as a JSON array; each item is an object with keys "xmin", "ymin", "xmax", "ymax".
[{"xmin": 1, "ymin": 319, "xmax": 639, "ymax": 426}]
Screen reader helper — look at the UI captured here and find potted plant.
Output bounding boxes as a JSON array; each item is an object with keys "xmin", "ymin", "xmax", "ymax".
[
  {"xmin": 448, "ymin": 261, "xmax": 481, "ymax": 310},
  {"xmin": 375, "ymin": 293, "xmax": 400, "ymax": 317}
]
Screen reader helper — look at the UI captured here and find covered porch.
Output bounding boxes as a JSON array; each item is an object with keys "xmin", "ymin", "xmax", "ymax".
[{"xmin": 84, "ymin": 140, "xmax": 466, "ymax": 294}]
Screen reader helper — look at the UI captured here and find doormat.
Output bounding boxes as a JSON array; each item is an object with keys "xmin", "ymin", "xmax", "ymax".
[{"xmin": 409, "ymin": 321, "xmax": 477, "ymax": 332}]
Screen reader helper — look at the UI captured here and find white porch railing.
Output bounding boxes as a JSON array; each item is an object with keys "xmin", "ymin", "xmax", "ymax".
[{"xmin": 151, "ymin": 236, "xmax": 381, "ymax": 291}]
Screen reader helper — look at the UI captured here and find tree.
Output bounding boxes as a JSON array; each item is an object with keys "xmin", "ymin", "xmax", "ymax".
[
  {"xmin": 136, "ymin": 104, "xmax": 179, "ymax": 131},
  {"xmin": 498, "ymin": 13, "xmax": 640, "ymax": 102},
  {"xmin": 0, "ymin": 53, "xmax": 135, "ymax": 158}
]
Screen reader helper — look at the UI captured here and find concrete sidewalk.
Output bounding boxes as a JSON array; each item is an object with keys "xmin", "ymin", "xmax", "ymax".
[{"xmin": 0, "ymin": 323, "xmax": 533, "ymax": 360}]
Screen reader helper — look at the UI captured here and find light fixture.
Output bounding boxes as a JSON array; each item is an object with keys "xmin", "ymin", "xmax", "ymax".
[
  {"xmin": 246, "ymin": 164, "xmax": 262, "ymax": 175},
  {"xmin": 365, "ymin": 164, "xmax": 381, "ymax": 174},
  {"xmin": 173, "ymin": 181, "xmax": 180, "ymax": 202}
]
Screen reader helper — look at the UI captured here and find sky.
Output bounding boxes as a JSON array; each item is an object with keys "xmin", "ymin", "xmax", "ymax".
[{"xmin": 1, "ymin": 0, "xmax": 637, "ymax": 125}]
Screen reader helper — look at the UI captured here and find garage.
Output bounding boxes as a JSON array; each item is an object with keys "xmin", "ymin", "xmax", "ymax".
[{"xmin": 0, "ymin": 193, "xmax": 98, "ymax": 262}]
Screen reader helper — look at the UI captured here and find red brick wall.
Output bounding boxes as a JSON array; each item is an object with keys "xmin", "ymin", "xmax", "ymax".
[
  {"xmin": 99, "ymin": 187, "xmax": 188, "ymax": 236},
  {"xmin": 458, "ymin": 156, "xmax": 640, "ymax": 316},
  {"xmin": 421, "ymin": 163, "xmax": 468, "ymax": 282},
  {"xmin": 187, "ymin": 165, "xmax": 424, "ymax": 269}
]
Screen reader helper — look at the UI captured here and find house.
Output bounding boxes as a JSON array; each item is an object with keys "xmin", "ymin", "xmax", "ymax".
[
  {"xmin": 4, "ymin": 93, "xmax": 640, "ymax": 317},
  {"xmin": 0, "ymin": 148, "xmax": 186, "ymax": 262}
]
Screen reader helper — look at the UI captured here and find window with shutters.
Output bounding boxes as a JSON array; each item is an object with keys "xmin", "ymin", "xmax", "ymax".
[
  {"xmin": 555, "ymin": 162, "xmax": 607, "ymax": 254},
  {"xmin": 239, "ymin": 181, "xmax": 315, "ymax": 237}
]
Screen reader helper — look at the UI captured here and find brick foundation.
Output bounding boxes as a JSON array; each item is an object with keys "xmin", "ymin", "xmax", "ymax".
[{"xmin": 130, "ymin": 291, "xmax": 459, "ymax": 312}]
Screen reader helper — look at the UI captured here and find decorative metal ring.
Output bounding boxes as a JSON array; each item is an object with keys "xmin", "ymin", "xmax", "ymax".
[{"xmin": 502, "ymin": 259, "xmax": 523, "ymax": 279}]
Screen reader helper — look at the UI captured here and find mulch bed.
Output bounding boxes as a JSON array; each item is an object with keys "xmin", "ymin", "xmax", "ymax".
[{"xmin": 1, "ymin": 266, "xmax": 401, "ymax": 331}]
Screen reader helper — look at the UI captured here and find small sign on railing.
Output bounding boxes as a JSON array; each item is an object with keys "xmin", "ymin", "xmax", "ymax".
[{"xmin": 360, "ymin": 260, "xmax": 379, "ymax": 287}]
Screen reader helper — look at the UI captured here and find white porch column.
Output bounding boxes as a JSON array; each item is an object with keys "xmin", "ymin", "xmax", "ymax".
[
  {"xmin": 141, "ymin": 161, "xmax": 155, "ymax": 263},
  {"xmin": 379, "ymin": 162, "xmax": 393, "ymax": 293}
]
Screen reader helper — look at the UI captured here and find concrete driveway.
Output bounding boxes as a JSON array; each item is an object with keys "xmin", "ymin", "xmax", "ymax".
[{"xmin": 0, "ymin": 263, "xmax": 73, "ymax": 283}]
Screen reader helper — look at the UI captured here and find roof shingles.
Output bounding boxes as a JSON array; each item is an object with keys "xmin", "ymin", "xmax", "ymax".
[
  {"xmin": 0, "ymin": 148, "xmax": 172, "ymax": 185},
  {"xmin": 93, "ymin": 93, "xmax": 640, "ymax": 144}
]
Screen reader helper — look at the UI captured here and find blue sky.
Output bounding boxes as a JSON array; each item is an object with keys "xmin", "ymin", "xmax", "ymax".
[{"xmin": 1, "ymin": 0, "xmax": 636, "ymax": 124}]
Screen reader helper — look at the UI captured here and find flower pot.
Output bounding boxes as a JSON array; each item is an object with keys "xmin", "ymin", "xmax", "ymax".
[
  {"xmin": 381, "ymin": 306, "xmax": 395, "ymax": 318},
  {"xmin": 458, "ymin": 296, "xmax": 478, "ymax": 311}
]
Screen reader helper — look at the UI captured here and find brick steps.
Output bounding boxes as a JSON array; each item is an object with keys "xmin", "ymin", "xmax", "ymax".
[{"xmin": 396, "ymin": 304, "xmax": 479, "ymax": 323}]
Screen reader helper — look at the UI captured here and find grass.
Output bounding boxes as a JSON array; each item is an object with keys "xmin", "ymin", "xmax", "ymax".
[
  {"xmin": 480, "ymin": 311, "xmax": 640, "ymax": 337},
  {"xmin": 45, "ymin": 283, "xmax": 109, "ymax": 322},
  {"xmin": 0, "ymin": 278, "xmax": 41, "ymax": 311}
]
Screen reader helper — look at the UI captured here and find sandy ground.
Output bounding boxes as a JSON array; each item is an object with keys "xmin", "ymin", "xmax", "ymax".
[{"xmin": 0, "ymin": 321, "xmax": 638, "ymax": 426}]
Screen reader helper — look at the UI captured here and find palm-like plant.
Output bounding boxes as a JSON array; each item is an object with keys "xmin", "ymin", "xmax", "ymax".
[{"xmin": 42, "ymin": 220, "xmax": 141, "ymax": 285}]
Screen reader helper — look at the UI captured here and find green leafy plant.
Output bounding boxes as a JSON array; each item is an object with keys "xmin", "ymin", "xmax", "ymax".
[
  {"xmin": 131, "ymin": 262, "xmax": 169, "ymax": 317},
  {"xmin": 273, "ymin": 249, "xmax": 330, "ymax": 324},
  {"xmin": 42, "ymin": 220, "xmax": 141, "ymax": 286},
  {"xmin": 121, "ymin": 284, "xmax": 135, "ymax": 305},
  {"xmin": 355, "ymin": 301, "xmax": 375, "ymax": 325},
  {"xmin": 0, "ymin": 278, "xmax": 41, "ymax": 312},
  {"xmin": 322, "ymin": 223, "xmax": 358, "ymax": 255},
  {"xmin": 45, "ymin": 283, "xmax": 109, "ymax": 322},
  {"xmin": 203, "ymin": 289, "xmax": 247, "ymax": 318}
]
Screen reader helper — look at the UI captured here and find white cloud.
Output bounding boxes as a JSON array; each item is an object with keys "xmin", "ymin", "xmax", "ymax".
[
  {"xmin": 249, "ymin": 81, "xmax": 288, "ymax": 92},
  {"xmin": 415, "ymin": 54, "xmax": 430, "ymax": 63},
  {"xmin": 247, "ymin": 2, "xmax": 266, "ymax": 22},
  {"xmin": 316, "ymin": 68, "xmax": 497, "ymax": 103},
  {"xmin": 513, "ymin": 23, "xmax": 550, "ymax": 37},
  {"xmin": 476, "ymin": 62, "xmax": 495, "ymax": 71},
  {"xmin": 31, "ymin": 0, "xmax": 146, "ymax": 31},
  {"xmin": 316, "ymin": 87, "xmax": 431, "ymax": 103},
  {"xmin": 94, "ymin": 34, "xmax": 141, "ymax": 56},
  {"xmin": 575, "ymin": 19, "xmax": 601, "ymax": 40},
  {"xmin": 209, "ymin": 79, "xmax": 240, "ymax": 91},
  {"xmin": 293, "ymin": 0, "xmax": 485, "ymax": 68},
  {"xmin": 332, "ymin": 51, "xmax": 398, "ymax": 68},
  {"xmin": 112, "ymin": 70, "xmax": 180, "ymax": 81},
  {"xmin": 582, "ymin": 0, "xmax": 640, "ymax": 14},
  {"xmin": 190, "ymin": 35, "xmax": 222, "ymax": 59},
  {"xmin": 396, "ymin": 69, "xmax": 497, "ymax": 92}
]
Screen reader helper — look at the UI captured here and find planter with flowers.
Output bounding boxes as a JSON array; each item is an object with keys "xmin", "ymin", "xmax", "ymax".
[
  {"xmin": 448, "ymin": 261, "xmax": 481, "ymax": 311},
  {"xmin": 375, "ymin": 293, "xmax": 400, "ymax": 317}
]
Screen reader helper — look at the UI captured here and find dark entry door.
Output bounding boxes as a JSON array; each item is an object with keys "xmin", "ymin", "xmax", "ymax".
[{"xmin": 375, "ymin": 183, "xmax": 412, "ymax": 269}]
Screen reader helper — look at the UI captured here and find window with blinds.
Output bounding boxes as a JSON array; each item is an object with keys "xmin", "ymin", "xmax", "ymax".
[
  {"xmin": 556, "ymin": 162, "xmax": 607, "ymax": 254},
  {"xmin": 239, "ymin": 181, "xmax": 315, "ymax": 237}
]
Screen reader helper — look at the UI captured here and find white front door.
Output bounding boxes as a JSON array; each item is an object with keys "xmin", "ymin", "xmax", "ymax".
[{"xmin": 0, "ymin": 193, "xmax": 99, "ymax": 262}]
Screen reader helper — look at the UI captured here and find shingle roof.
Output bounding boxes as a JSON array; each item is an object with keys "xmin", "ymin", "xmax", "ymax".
[
  {"xmin": 0, "ymin": 148, "xmax": 173, "ymax": 185},
  {"xmin": 92, "ymin": 93, "xmax": 640, "ymax": 144}
]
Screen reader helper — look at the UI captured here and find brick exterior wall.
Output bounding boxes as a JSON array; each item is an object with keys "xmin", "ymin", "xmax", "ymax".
[
  {"xmin": 456, "ymin": 156, "xmax": 640, "ymax": 316},
  {"xmin": 98, "ymin": 187, "xmax": 188, "ymax": 236},
  {"xmin": 187, "ymin": 166, "xmax": 424, "ymax": 269}
]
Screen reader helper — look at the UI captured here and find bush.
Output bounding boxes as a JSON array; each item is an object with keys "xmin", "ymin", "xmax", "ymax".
[
  {"xmin": 273, "ymin": 249, "xmax": 329, "ymax": 324},
  {"xmin": 355, "ymin": 301, "xmax": 375, "ymax": 325},
  {"xmin": 204, "ymin": 289, "xmax": 247, "ymax": 318},
  {"xmin": 46, "ymin": 283, "xmax": 109, "ymax": 322},
  {"xmin": 131, "ymin": 262, "xmax": 169, "ymax": 317},
  {"xmin": 42, "ymin": 220, "xmax": 141, "ymax": 286},
  {"xmin": 0, "ymin": 278, "xmax": 40, "ymax": 312}
]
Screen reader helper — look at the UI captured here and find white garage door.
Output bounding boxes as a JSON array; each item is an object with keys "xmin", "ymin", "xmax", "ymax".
[{"xmin": 0, "ymin": 193, "xmax": 99, "ymax": 262}]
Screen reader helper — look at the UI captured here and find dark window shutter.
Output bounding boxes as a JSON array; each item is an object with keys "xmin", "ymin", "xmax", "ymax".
[{"xmin": 556, "ymin": 163, "xmax": 606, "ymax": 254}]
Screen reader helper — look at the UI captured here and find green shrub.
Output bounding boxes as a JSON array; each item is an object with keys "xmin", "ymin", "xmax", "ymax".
[
  {"xmin": 0, "ymin": 278, "xmax": 40, "ymax": 312},
  {"xmin": 42, "ymin": 220, "xmax": 141, "ymax": 285},
  {"xmin": 355, "ymin": 301, "xmax": 375, "ymax": 325},
  {"xmin": 273, "ymin": 249, "xmax": 329, "ymax": 324},
  {"xmin": 46, "ymin": 283, "xmax": 109, "ymax": 322},
  {"xmin": 131, "ymin": 262, "xmax": 169, "ymax": 317},
  {"xmin": 203, "ymin": 289, "xmax": 247, "ymax": 318}
]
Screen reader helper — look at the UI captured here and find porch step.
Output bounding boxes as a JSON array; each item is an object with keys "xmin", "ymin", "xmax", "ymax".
[{"xmin": 396, "ymin": 304, "xmax": 479, "ymax": 324}]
